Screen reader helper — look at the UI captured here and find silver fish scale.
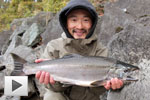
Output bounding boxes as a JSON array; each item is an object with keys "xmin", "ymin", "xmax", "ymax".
[{"xmin": 24, "ymin": 56, "xmax": 123, "ymax": 80}]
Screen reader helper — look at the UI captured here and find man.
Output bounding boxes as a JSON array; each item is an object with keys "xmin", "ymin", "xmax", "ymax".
[{"xmin": 35, "ymin": 0, "xmax": 123, "ymax": 100}]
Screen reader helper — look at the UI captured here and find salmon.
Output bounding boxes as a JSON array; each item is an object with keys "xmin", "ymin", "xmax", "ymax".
[{"xmin": 11, "ymin": 53, "xmax": 139, "ymax": 87}]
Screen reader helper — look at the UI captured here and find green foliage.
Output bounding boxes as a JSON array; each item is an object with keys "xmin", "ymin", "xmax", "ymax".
[
  {"xmin": 17, "ymin": 1, "xmax": 43, "ymax": 17},
  {"xmin": 0, "ymin": 0, "xmax": 43, "ymax": 32},
  {"xmin": 0, "ymin": 0, "xmax": 104, "ymax": 32},
  {"xmin": 42, "ymin": 0, "xmax": 69, "ymax": 13}
]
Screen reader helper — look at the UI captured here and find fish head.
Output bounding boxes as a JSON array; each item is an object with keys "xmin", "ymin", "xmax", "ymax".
[
  {"xmin": 107, "ymin": 61, "xmax": 140, "ymax": 82},
  {"xmin": 116, "ymin": 61, "xmax": 140, "ymax": 73},
  {"xmin": 115, "ymin": 62, "xmax": 140, "ymax": 82}
]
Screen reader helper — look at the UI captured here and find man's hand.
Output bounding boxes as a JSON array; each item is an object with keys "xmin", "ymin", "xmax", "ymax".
[
  {"xmin": 35, "ymin": 59, "xmax": 49, "ymax": 63},
  {"xmin": 104, "ymin": 78, "xmax": 123, "ymax": 90},
  {"xmin": 35, "ymin": 71, "xmax": 55, "ymax": 85},
  {"xmin": 35, "ymin": 59, "xmax": 55, "ymax": 85}
]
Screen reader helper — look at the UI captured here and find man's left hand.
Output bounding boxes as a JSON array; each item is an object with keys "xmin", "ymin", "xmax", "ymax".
[{"xmin": 104, "ymin": 78, "xmax": 123, "ymax": 90}]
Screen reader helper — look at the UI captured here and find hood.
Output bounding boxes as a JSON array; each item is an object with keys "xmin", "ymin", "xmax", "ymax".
[{"xmin": 59, "ymin": 0, "xmax": 98, "ymax": 39}]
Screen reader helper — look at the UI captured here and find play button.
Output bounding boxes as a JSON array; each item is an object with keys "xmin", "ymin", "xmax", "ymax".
[
  {"xmin": 12, "ymin": 80, "xmax": 22, "ymax": 92},
  {"xmin": 4, "ymin": 76, "xmax": 28, "ymax": 96}
]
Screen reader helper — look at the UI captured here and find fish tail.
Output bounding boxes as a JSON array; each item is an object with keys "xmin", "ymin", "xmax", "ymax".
[{"xmin": 10, "ymin": 53, "xmax": 27, "ymax": 76}]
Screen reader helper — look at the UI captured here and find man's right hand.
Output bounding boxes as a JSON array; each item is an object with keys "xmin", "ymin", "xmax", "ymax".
[{"xmin": 35, "ymin": 59, "xmax": 55, "ymax": 85}]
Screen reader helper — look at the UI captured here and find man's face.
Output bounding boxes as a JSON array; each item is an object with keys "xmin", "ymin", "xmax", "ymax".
[{"xmin": 67, "ymin": 9, "xmax": 92, "ymax": 39}]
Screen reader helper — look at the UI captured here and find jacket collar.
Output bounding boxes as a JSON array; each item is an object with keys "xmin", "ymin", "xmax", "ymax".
[{"xmin": 61, "ymin": 32, "xmax": 98, "ymax": 45}]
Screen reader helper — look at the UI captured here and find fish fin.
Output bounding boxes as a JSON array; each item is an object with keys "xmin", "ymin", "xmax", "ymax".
[
  {"xmin": 10, "ymin": 53, "xmax": 26, "ymax": 76},
  {"xmin": 62, "ymin": 54, "xmax": 83, "ymax": 59},
  {"xmin": 11, "ymin": 62, "xmax": 26, "ymax": 76},
  {"xmin": 62, "ymin": 84, "xmax": 72, "ymax": 87},
  {"xmin": 61, "ymin": 82, "xmax": 73, "ymax": 87},
  {"xmin": 91, "ymin": 80, "xmax": 106, "ymax": 87}
]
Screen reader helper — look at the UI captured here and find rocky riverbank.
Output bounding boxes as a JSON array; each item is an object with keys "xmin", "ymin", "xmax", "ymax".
[{"xmin": 0, "ymin": 0, "xmax": 150, "ymax": 100}]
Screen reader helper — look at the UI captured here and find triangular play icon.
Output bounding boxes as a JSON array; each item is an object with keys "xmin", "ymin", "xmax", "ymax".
[{"xmin": 12, "ymin": 80, "xmax": 22, "ymax": 92}]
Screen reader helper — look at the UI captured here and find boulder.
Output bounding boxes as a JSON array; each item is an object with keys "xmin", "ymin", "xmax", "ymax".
[
  {"xmin": 11, "ymin": 45, "xmax": 37, "ymax": 62},
  {"xmin": 99, "ymin": 0, "xmax": 150, "ymax": 46},
  {"xmin": 41, "ymin": 13, "xmax": 63, "ymax": 45},
  {"xmin": 22, "ymin": 23, "xmax": 41, "ymax": 47},
  {"xmin": 98, "ymin": 0, "xmax": 150, "ymax": 100},
  {"xmin": 0, "ymin": 30, "xmax": 12, "ymax": 54},
  {"xmin": 32, "ymin": 11, "xmax": 55, "ymax": 28},
  {"xmin": 10, "ymin": 17, "xmax": 33, "ymax": 31},
  {"xmin": 3, "ymin": 36, "xmax": 22, "ymax": 59},
  {"xmin": 0, "ymin": 71, "xmax": 4, "ymax": 90},
  {"xmin": 107, "ymin": 24, "xmax": 150, "ymax": 64},
  {"xmin": 9, "ymin": 20, "xmax": 29, "ymax": 41}
]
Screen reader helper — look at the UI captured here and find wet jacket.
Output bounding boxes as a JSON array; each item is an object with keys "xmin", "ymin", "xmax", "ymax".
[{"xmin": 41, "ymin": 0, "xmax": 108, "ymax": 100}]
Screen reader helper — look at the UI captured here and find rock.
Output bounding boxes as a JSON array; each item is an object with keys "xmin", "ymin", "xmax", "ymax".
[
  {"xmin": 107, "ymin": 24, "xmax": 150, "ymax": 64},
  {"xmin": 41, "ymin": 13, "xmax": 63, "ymax": 45},
  {"xmin": 99, "ymin": 0, "xmax": 150, "ymax": 46},
  {"xmin": 3, "ymin": 54, "xmax": 14, "ymax": 75},
  {"xmin": 10, "ymin": 12, "xmax": 54, "ymax": 43},
  {"xmin": 10, "ymin": 17, "xmax": 33, "ymax": 31},
  {"xmin": 11, "ymin": 45, "xmax": 37, "ymax": 62},
  {"xmin": 99, "ymin": 1, "xmax": 134, "ymax": 45},
  {"xmin": 0, "ymin": 55, "xmax": 4, "ymax": 71},
  {"xmin": 0, "ymin": 95, "xmax": 20, "ymax": 100},
  {"xmin": 32, "ymin": 11, "xmax": 55, "ymax": 28},
  {"xmin": 0, "ymin": 71, "xmax": 4, "ymax": 90},
  {"xmin": 3, "ymin": 36, "xmax": 22, "ymax": 58},
  {"xmin": 0, "ymin": 56, "xmax": 5, "ymax": 92},
  {"xmin": 0, "ymin": 56, "xmax": 4, "ymax": 64},
  {"xmin": 9, "ymin": 21, "xmax": 29, "ymax": 41},
  {"xmin": 107, "ymin": 59, "xmax": 150, "ymax": 100},
  {"xmin": 120, "ymin": 0, "xmax": 150, "ymax": 18},
  {"xmin": 9, "ymin": 12, "xmax": 54, "ymax": 48},
  {"xmin": 22, "ymin": 23, "xmax": 41, "ymax": 47},
  {"xmin": 94, "ymin": 16, "xmax": 103, "ymax": 36},
  {"xmin": 0, "ymin": 30, "xmax": 13, "ymax": 54}
]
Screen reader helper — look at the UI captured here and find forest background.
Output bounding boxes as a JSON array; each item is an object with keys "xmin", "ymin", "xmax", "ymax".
[{"xmin": 0, "ymin": 0, "xmax": 106, "ymax": 32}]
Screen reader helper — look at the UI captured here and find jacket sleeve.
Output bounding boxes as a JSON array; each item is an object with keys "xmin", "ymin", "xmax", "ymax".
[
  {"xmin": 41, "ymin": 41, "xmax": 69, "ymax": 92},
  {"xmin": 41, "ymin": 41, "xmax": 59, "ymax": 60},
  {"xmin": 95, "ymin": 42, "xmax": 108, "ymax": 57}
]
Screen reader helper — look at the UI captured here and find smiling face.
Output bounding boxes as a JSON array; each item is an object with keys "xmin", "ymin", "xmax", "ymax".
[{"xmin": 67, "ymin": 9, "xmax": 92, "ymax": 39}]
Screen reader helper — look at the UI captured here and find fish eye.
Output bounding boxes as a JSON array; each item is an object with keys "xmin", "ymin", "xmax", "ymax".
[{"xmin": 124, "ymin": 68, "xmax": 130, "ymax": 72}]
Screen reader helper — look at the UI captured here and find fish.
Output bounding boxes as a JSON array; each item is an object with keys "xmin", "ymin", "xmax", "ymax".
[{"xmin": 11, "ymin": 53, "xmax": 139, "ymax": 87}]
